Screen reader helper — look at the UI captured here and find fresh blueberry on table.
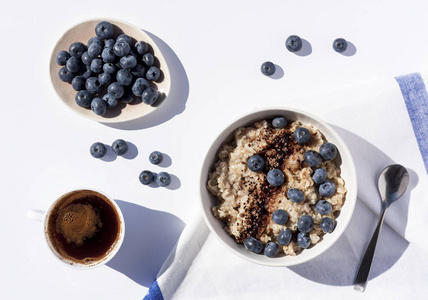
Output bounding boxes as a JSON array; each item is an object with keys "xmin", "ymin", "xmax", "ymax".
[
  {"xmin": 277, "ymin": 229, "xmax": 292, "ymax": 246},
  {"xmin": 88, "ymin": 36, "xmax": 103, "ymax": 47},
  {"xmin": 95, "ymin": 21, "xmax": 114, "ymax": 39},
  {"xmin": 71, "ymin": 76, "xmax": 86, "ymax": 91},
  {"xmin": 260, "ymin": 61, "xmax": 276, "ymax": 76},
  {"xmin": 101, "ymin": 47, "xmax": 116, "ymax": 63},
  {"xmin": 88, "ymin": 43, "xmax": 102, "ymax": 59},
  {"xmin": 102, "ymin": 93, "xmax": 118, "ymax": 108},
  {"xmin": 272, "ymin": 209, "xmax": 289, "ymax": 225},
  {"xmin": 142, "ymin": 53, "xmax": 154, "ymax": 66},
  {"xmin": 267, "ymin": 169, "xmax": 285, "ymax": 187},
  {"xmin": 315, "ymin": 200, "xmax": 332, "ymax": 215},
  {"xmin": 297, "ymin": 215, "xmax": 314, "ymax": 233},
  {"xmin": 58, "ymin": 67, "xmax": 75, "ymax": 83},
  {"xmin": 90, "ymin": 142, "xmax": 107, "ymax": 158},
  {"xmin": 142, "ymin": 87, "xmax": 159, "ymax": 105},
  {"xmin": 287, "ymin": 188, "xmax": 304, "ymax": 203},
  {"xmin": 111, "ymin": 139, "xmax": 128, "ymax": 156},
  {"xmin": 132, "ymin": 78, "xmax": 150, "ymax": 96},
  {"xmin": 116, "ymin": 34, "xmax": 133, "ymax": 45},
  {"xmin": 149, "ymin": 151, "xmax": 163, "ymax": 165},
  {"xmin": 66, "ymin": 56, "xmax": 81, "ymax": 73},
  {"xmin": 120, "ymin": 55, "xmax": 137, "ymax": 69},
  {"xmin": 103, "ymin": 62, "xmax": 116, "ymax": 74},
  {"xmin": 286, "ymin": 35, "xmax": 303, "ymax": 52},
  {"xmin": 272, "ymin": 116, "xmax": 287, "ymax": 129},
  {"xmin": 120, "ymin": 90, "xmax": 135, "ymax": 104},
  {"xmin": 116, "ymin": 69, "xmax": 133, "ymax": 86},
  {"xmin": 113, "ymin": 41, "xmax": 131, "ymax": 57},
  {"xmin": 135, "ymin": 41, "xmax": 148, "ymax": 55},
  {"xmin": 319, "ymin": 181, "xmax": 336, "ymax": 197},
  {"xmin": 293, "ymin": 127, "xmax": 311, "ymax": 144},
  {"xmin": 244, "ymin": 237, "xmax": 263, "ymax": 254},
  {"xmin": 319, "ymin": 142, "xmax": 337, "ymax": 161},
  {"xmin": 91, "ymin": 97, "xmax": 107, "ymax": 116},
  {"xmin": 304, "ymin": 150, "xmax": 322, "ymax": 167},
  {"xmin": 333, "ymin": 38, "xmax": 348, "ymax": 53},
  {"xmin": 69, "ymin": 42, "xmax": 87, "ymax": 58},
  {"xmin": 104, "ymin": 38, "xmax": 115, "ymax": 49},
  {"xmin": 320, "ymin": 217, "xmax": 336, "ymax": 233},
  {"xmin": 264, "ymin": 242, "xmax": 280, "ymax": 257},
  {"xmin": 85, "ymin": 77, "xmax": 103, "ymax": 95},
  {"xmin": 56, "ymin": 50, "xmax": 70, "ymax": 66},
  {"xmin": 98, "ymin": 72, "xmax": 113, "ymax": 86},
  {"xmin": 90, "ymin": 58, "xmax": 103, "ymax": 73},
  {"xmin": 312, "ymin": 168, "xmax": 327, "ymax": 184},
  {"xmin": 297, "ymin": 232, "xmax": 311, "ymax": 248},
  {"xmin": 75, "ymin": 90, "xmax": 93, "ymax": 107},
  {"xmin": 81, "ymin": 51, "xmax": 93, "ymax": 66},
  {"xmin": 108, "ymin": 82, "xmax": 125, "ymax": 98},
  {"xmin": 247, "ymin": 155, "xmax": 265, "ymax": 172},
  {"xmin": 139, "ymin": 170, "xmax": 154, "ymax": 185},
  {"xmin": 156, "ymin": 172, "xmax": 172, "ymax": 187},
  {"xmin": 146, "ymin": 66, "xmax": 161, "ymax": 81}
]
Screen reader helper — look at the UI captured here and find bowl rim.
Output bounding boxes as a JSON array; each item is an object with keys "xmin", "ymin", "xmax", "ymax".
[{"xmin": 199, "ymin": 106, "xmax": 357, "ymax": 267}]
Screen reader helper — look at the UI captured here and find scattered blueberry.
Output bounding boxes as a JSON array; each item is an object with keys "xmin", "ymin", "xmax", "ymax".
[
  {"xmin": 297, "ymin": 215, "xmax": 314, "ymax": 233},
  {"xmin": 287, "ymin": 188, "xmax": 304, "ymax": 203},
  {"xmin": 131, "ymin": 77, "xmax": 150, "ymax": 96},
  {"xmin": 293, "ymin": 127, "xmax": 311, "ymax": 144},
  {"xmin": 267, "ymin": 169, "xmax": 285, "ymax": 187},
  {"xmin": 69, "ymin": 42, "xmax": 87, "ymax": 58},
  {"xmin": 113, "ymin": 41, "xmax": 131, "ymax": 57},
  {"xmin": 104, "ymin": 38, "xmax": 115, "ymax": 49},
  {"xmin": 75, "ymin": 90, "xmax": 93, "ymax": 107},
  {"xmin": 95, "ymin": 21, "xmax": 114, "ymax": 39},
  {"xmin": 156, "ymin": 172, "xmax": 172, "ymax": 187},
  {"xmin": 111, "ymin": 139, "xmax": 128, "ymax": 156},
  {"xmin": 139, "ymin": 170, "xmax": 154, "ymax": 185},
  {"xmin": 146, "ymin": 66, "xmax": 160, "ymax": 81},
  {"xmin": 90, "ymin": 58, "xmax": 103, "ymax": 73},
  {"xmin": 272, "ymin": 116, "xmax": 287, "ymax": 129},
  {"xmin": 120, "ymin": 55, "xmax": 137, "ymax": 69},
  {"xmin": 85, "ymin": 77, "xmax": 103, "ymax": 94},
  {"xmin": 297, "ymin": 232, "xmax": 311, "ymax": 248},
  {"xmin": 71, "ymin": 76, "xmax": 86, "ymax": 91},
  {"xmin": 135, "ymin": 41, "xmax": 148, "ymax": 55},
  {"xmin": 319, "ymin": 181, "xmax": 336, "ymax": 197},
  {"xmin": 103, "ymin": 62, "xmax": 116, "ymax": 74},
  {"xmin": 312, "ymin": 168, "xmax": 327, "ymax": 184},
  {"xmin": 277, "ymin": 229, "xmax": 292, "ymax": 246},
  {"xmin": 304, "ymin": 150, "xmax": 322, "ymax": 167},
  {"xmin": 247, "ymin": 155, "xmax": 265, "ymax": 172},
  {"xmin": 102, "ymin": 93, "xmax": 118, "ymax": 108},
  {"xmin": 90, "ymin": 142, "xmax": 106, "ymax": 158},
  {"xmin": 56, "ymin": 50, "xmax": 70, "ymax": 66},
  {"xmin": 116, "ymin": 34, "xmax": 132, "ymax": 45},
  {"xmin": 244, "ymin": 237, "xmax": 263, "ymax": 254},
  {"xmin": 320, "ymin": 217, "xmax": 336, "ymax": 233},
  {"xmin": 120, "ymin": 90, "xmax": 135, "ymax": 104},
  {"xmin": 98, "ymin": 72, "xmax": 113, "ymax": 86},
  {"xmin": 333, "ymin": 38, "xmax": 348, "ymax": 53},
  {"xmin": 315, "ymin": 200, "xmax": 332, "ymax": 215},
  {"xmin": 149, "ymin": 151, "xmax": 163, "ymax": 165},
  {"xmin": 91, "ymin": 97, "xmax": 107, "ymax": 116},
  {"xmin": 142, "ymin": 87, "xmax": 159, "ymax": 105},
  {"xmin": 58, "ymin": 67, "xmax": 75, "ymax": 83},
  {"xmin": 260, "ymin": 61, "xmax": 276, "ymax": 76},
  {"xmin": 116, "ymin": 69, "xmax": 133, "ymax": 86},
  {"xmin": 101, "ymin": 47, "xmax": 116, "ymax": 63},
  {"xmin": 108, "ymin": 82, "xmax": 125, "ymax": 98},
  {"xmin": 286, "ymin": 35, "xmax": 303, "ymax": 52},
  {"xmin": 272, "ymin": 209, "xmax": 288, "ymax": 225},
  {"xmin": 264, "ymin": 242, "xmax": 280, "ymax": 257},
  {"xmin": 319, "ymin": 142, "xmax": 337, "ymax": 161},
  {"xmin": 142, "ymin": 53, "xmax": 154, "ymax": 66}
]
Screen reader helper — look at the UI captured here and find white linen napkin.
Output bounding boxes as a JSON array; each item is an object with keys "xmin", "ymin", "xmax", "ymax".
[{"xmin": 144, "ymin": 73, "xmax": 428, "ymax": 300}]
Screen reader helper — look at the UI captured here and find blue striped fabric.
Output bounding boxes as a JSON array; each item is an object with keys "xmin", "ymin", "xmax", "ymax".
[
  {"xmin": 144, "ymin": 280, "xmax": 164, "ymax": 300},
  {"xmin": 395, "ymin": 73, "xmax": 428, "ymax": 174}
]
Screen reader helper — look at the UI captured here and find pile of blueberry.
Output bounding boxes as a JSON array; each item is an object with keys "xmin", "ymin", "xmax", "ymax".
[
  {"xmin": 244, "ymin": 116, "xmax": 339, "ymax": 257},
  {"xmin": 56, "ymin": 21, "xmax": 162, "ymax": 116}
]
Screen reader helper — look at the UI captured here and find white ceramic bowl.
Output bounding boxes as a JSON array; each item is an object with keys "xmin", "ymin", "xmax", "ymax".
[
  {"xmin": 199, "ymin": 107, "xmax": 357, "ymax": 267},
  {"xmin": 49, "ymin": 18, "xmax": 171, "ymax": 123}
]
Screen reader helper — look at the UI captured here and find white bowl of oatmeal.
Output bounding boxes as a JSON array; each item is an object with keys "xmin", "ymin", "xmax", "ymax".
[{"xmin": 199, "ymin": 107, "xmax": 357, "ymax": 266}]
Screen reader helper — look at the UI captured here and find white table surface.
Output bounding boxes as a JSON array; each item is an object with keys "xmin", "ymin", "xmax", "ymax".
[{"xmin": 1, "ymin": 0, "xmax": 428, "ymax": 299}]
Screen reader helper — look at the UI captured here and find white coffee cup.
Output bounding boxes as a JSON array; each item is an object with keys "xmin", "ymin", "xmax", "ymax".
[{"xmin": 27, "ymin": 189, "xmax": 125, "ymax": 269}]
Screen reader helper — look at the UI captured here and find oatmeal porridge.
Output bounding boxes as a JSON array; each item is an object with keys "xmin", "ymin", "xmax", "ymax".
[{"xmin": 207, "ymin": 118, "xmax": 347, "ymax": 256}]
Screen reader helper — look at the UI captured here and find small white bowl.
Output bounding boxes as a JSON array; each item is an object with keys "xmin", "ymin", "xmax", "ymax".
[
  {"xmin": 49, "ymin": 18, "xmax": 171, "ymax": 123},
  {"xmin": 199, "ymin": 107, "xmax": 357, "ymax": 267}
]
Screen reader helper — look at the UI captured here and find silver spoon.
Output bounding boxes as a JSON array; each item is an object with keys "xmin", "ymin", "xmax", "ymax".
[{"xmin": 354, "ymin": 164, "xmax": 409, "ymax": 292}]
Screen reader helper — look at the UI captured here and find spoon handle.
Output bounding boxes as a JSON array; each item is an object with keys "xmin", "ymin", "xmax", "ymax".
[{"xmin": 353, "ymin": 207, "xmax": 387, "ymax": 292}]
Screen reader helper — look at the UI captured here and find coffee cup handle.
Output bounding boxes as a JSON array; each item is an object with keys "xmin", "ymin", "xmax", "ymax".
[{"xmin": 26, "ymin": 209, "xmax": 45, "ymax": 222}]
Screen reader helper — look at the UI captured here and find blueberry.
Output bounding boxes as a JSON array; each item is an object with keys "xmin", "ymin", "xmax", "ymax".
[
  {"xmin": 142, "ymin": 53, "xmax": 154, "ymax": 66},
  {"xmin": 116, "ymin": 34, "xmax": 133, "ymax": 45},
  {"xmin": 104, "ymin": 38, "xmax": 115, "ymax": 49},
  {"xmin": 267, "ymin": 169, "xmax": 284, "ymax": 187},
  {"xmin": 71, "ymin": 76, "xmax": 86, "ymax": 91},
  {"xmin": 98, "ymin": 72, "xmax": 113, "ymax": 86},
  {"xmin": 81, "ymin": 51, "xmax": 93, "ymax": 66},
  {"xmin": 272, "ymin": 209, "xmax": 288, "ymax": 225},
  {"xmin": 293, "ymin": 127, "xmax": 311, "ymax": 144},
  {"xmin": 131, "ymin": 78, "xmax": 150, "ymax": 96},
  {"xmin": 90, "ymin": 58, "xmax": 103, "ymax": 73},
  {"xmin": 312, "ymin": 168, "xmax": 327, "ymax": 184},
  {"xmin": 102, "ymin": 93, "xmax": 118, "ymax": 108},
  {"xmin": 156, "ymin": 172, "xmax": 171, "ymax": 187},
  {"xmin": 95, "ymin": 21, "xmax": 114, "ymax": 39},
  {"xmin": 260, "ymin": 61, "xmax": 276, "ymax": 76},
  {"xmin": 139, "ymin": 170, "xmax": 154, "ymax": 185},
  {"xmin": 146, "ymin": 66, "xmax": 160, "ymax": 81},
  {"xmin": 297, "ymin": 215, "xmax": 314, "ymax": 233},
  {"xmin": 90, "ymin": 142, "xmax": 106, "ymax": 158},
  {"xmin": 119, "ymin": 90, "xmax": 135, "ymax": 104},
  {"xmin": 304, "ymin": 150, "xmax": 322, "ymax": 167},
  {"xmin": 135, "ymin": 41, "xmax": 148, "ymax": 55},
  {"xmin": 91, "ymin": 97, "xmax": 107, "ymax": 116},
  {"xmin": 88, "ymin": 37, "xmax": 103, "ymax": 48},
  {"xmin": 85, "ymin": 77, "xmax": 103, "ymax": 94},
  {"xmin": 244, "ymin": 237, "xmax": 263, "ymax": 254},
  {"xmin": 287, "ymin": 188, "xmax": 304, "ymax": 203},
  {"xmin": 58, "ymin": 67, "xmax": 75, "ymax": 83},
  {"xmin": 120, "ymin": 55, "xmax": 137, "ymax": 69},
  {"xmin": 149, "ymin": 151, "xmax": 163, "ymax": 165},
  {"xmin": 65, "ymin": 56, "xmax": 81, "ymax": 73},
  {"xmin": 108, "ymin": 82, "xmax": 125, "ymax": 98},
  {"xmin": 69, "ymin": 42, "xmax": 87, "ymax": 58},
  {"xmin": 320, "ymin": 217, "xmax": 336, "ymax": 233},
  {"xmin": 56, "ymin": 50, "xmax": 70, "ymax": 66},
  {"xmin": 264, "ymin": 242, "xmax": 280, "ymax": 257},
  {"xmin": 111, "ymin": 139, "xmax": 128, "ymax": 156},
  {"xmin": 82, "ymin": 68, "xmax": 93, "ymax": 80},
  {"xmin": 247, "ymin": 155, "xmax": 265, "ymax": 172},
  {"xmin": 277, "ymin": 229, "xmax": 292, "ymax": 246},
  {"xmin": 88, "ymin": 43, "xmax": 102, "ymax": 59},
  {"xmin": 116, "ymin": 69, "xmax": 133, "ymax": 86},
  {"xmin": 319, "ymin": 142, "xmax": 337, "ymax": 161},
  {"xmin": 103, "ymin": 62, "xmax": 116, "ymax": 74},
  {"xmin": 297, "ymin": 232, "xmax": 311, "ymax": 248},
  {"xmin": 113, "ymin": 41, "xmax": 131, "ymax": 57},
  {"xmin": 272, "ymin": 116, "xmax": 287, "ymax": 129},
  {"xmin": 315, "ymin": 200, "xmax": 332, "ymax": 215},
  {"xmin": 142, "ymin": 87, "xmax": 159, "ymax": 105},
  {"xmin": 101, "ymin": 47, "xmax": 116, "ymax": 63},
  {"xmin": 319, "ymin": 181, "xmax": 336, "ymax": 197},
  {"xmin": 333, "ymin": 38, "xmax": 348, "ymax": 53},
  {"xmin": 131, "ymin": 64, "xmax": 146, "ymax": 78},
  {"xmin": 285, "ymin": 35, "xmax": 303, "ymax": 52},
  {"xmin": 75, "ymin": 90, "xmax": 93, "ymax": 107}
]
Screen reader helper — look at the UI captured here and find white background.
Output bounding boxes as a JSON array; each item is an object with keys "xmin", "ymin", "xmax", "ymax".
[{"xmin": 1, "ymin": 0, "xmax": 428, "ymax": 299}]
